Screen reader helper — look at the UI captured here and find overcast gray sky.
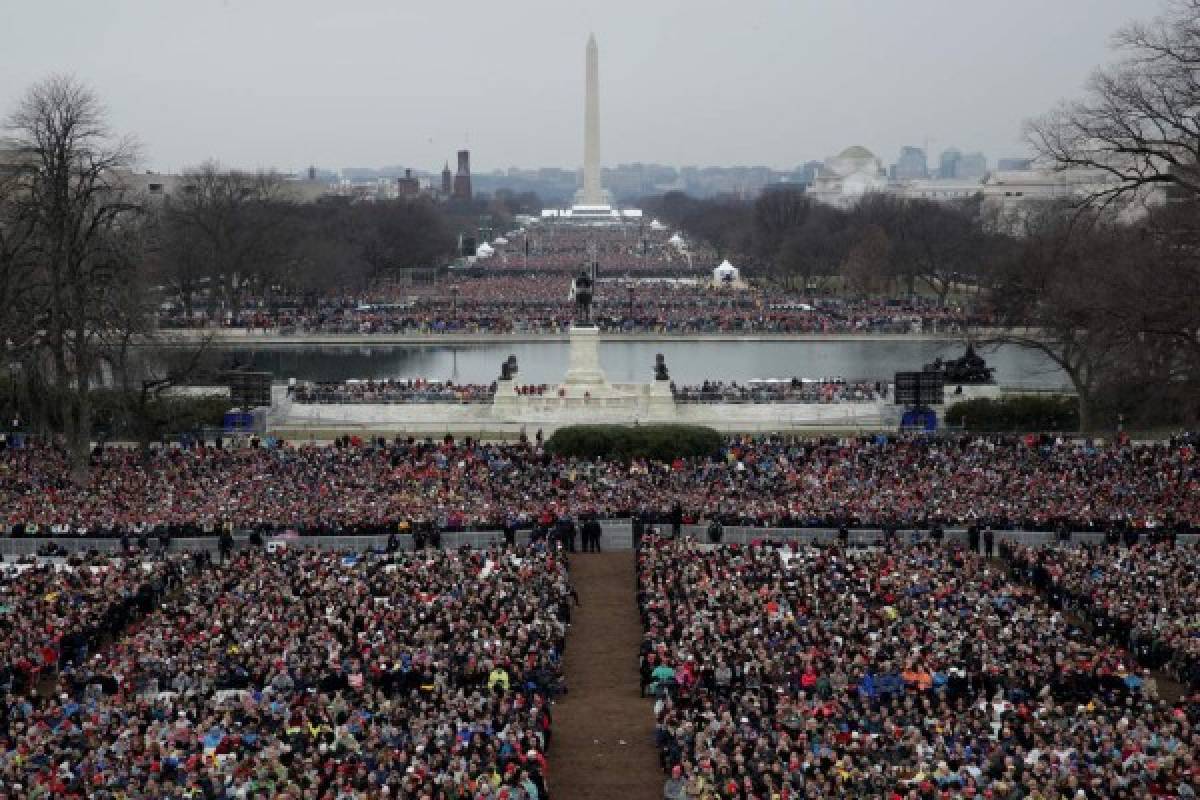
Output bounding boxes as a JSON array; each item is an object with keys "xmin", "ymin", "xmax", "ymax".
[{"xmin": 0, "ymin": 0, "xmax": 1152, "ymax": 174}]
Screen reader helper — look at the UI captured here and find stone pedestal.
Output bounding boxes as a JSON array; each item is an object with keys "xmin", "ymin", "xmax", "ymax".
[
  {"xmin": 562, "ymin": 325, "xmax": 607, "ymax": 388},
  {"xmin": 492, "ymin": 379, "xmax": 518, "ymax": 410},
  {"xmin": 646, "ymin": 378, "xmax": 676, "ymax": 415}
]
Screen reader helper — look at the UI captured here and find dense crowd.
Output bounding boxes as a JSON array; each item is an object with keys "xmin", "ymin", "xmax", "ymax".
[
  {"xmin": 640, "ymin": 537, "xmax": 1198, "ymax": 799},
  {"xmin": 0, "ymin": 556, "xmax": 179, "ymax": 695},
  {"xmin": 157, "ymin": 275, "xmax": 986, "ymax": 336},
  {"xmin": 0, "ymin": 424, "xmax": 1197, "ymax": 798},
  {"xmin": 156, "ymin": 222, "xmax": 989, "ymax": 335},
  {"xmin": 673, "ymin": 380, "xmax": 884, "ymax": 405},
  {"xmin": 0, "ymin": 544, "xmax": 571, "ymax": 799},
  {"xmin": 1, "ymin": 435, "xmax": 1198, "ymax": 538},
  {"xmin": 1006, "ymin": 541, "xmax": 1200, "ymax": 690},
  {"xmin": 287, "ymin": 378, "xmax": 887, "ymax": 407},
  {"xmin": 291, "ymin": 380, "xmax": 496, "ymax": 405},
  {"xmin": 479, "ymin": 227, "xmax": 698, "ymax": 275}
]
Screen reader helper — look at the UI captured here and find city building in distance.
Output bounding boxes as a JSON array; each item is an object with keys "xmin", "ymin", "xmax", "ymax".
[
  {"xmin": 452, "ymin": 150, "xmax": 472, "ymax": 202},
  {"xmin": 891, "ymin": 146, "xmax": 929, "ymax": 180},
  {"xmin": 805, "ymin": 142, "xmax": 1137, "ymax": 213}
]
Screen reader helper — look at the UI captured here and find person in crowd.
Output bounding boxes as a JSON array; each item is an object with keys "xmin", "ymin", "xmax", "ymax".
[
  {"xmin": 663, "ymin": 764, "xmax": 687, "ymax": 800},
  {"xmin": 707, "ymin": 517, "xmax": 724, "ymax": 545},
  {"xmin": 218, "ymin": 527, "xmax": 234, "ymax": 563}
]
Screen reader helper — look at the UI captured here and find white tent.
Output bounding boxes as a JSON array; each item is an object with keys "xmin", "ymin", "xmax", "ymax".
[
  {"xmin": 476, "ymin": 242, "xmax": 495, "ymax": 258},
  {"xmin": 668, "ymin": 232, "xmax": 685, "ymax": 248},
  {"xmin": 713, "ymin": 259, "xmax": 740, "ymax": 283},
  {"xmin": 493, "ymin": 236, "xmax": 509, "ymax": 245},
  {"xmin": 650, "ymin": 218, "xmax": 667, "ymax": 231}
]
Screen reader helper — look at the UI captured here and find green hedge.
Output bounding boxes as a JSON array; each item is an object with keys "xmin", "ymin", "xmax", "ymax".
[
  {"xmin": 945, "ymin": 395, "xmax": 1079, "ymax": 432},
  {"xmin": 545, "ymin": 424, "xmax": 723, "ymax": 460}
]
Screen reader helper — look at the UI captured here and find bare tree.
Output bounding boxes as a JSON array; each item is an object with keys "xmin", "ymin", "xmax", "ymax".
[
  {"xmin": 149, "ymin": 202, "xmax": 210, "ymax": 323},
  {"xmin": 893, "ymin": 197, "xmax": 987, "ymax": 307},
  {"xmin": 1129, "ymin": 200, "xmax": 1200, "ymax": 359},
  {"xmin": 1016, "ymin": 1, "xmax": 1200, "ymax": 429},
  {"xmin": 773, "ymin": 206, "xmax": 850, "ymax": 293},
  {"xmin": 161, "ymin": 162, "xmax": 292, "ymax": 318},
  {"xmin": 985, "ymin": 201, "xmax": 1137, "ymax": 431},
  {"xmin": 752, "ymin": 187, "xmax": 812, "ymax": 259},
  {"xmin": 1026, "ymin": 0, "xmax": 1200, "ymax": 205},
  {"xmin": 351, "ymin": 199, "xmax": 455, "ymax": 282},
  {"xmin": 840, "ymin": 224, "xmax": 892, "ymax": 297},
  {"xmin": 850, "ymin": 193, "xmax": 915, "ymax": 294},
  {"xmin": 5, "ymin": 75, "xmax": 142, "ymax": 474},
  {"xmin": 686, "ymin": 195, "xmax": 755, "ymax": 262},
  {"xmin": 0, "ymin": 160, "xmax": 39, "ymax": 372},
  {"xmin": 848, "ymin": 193, "xmax": 985, "ymax": 303}
]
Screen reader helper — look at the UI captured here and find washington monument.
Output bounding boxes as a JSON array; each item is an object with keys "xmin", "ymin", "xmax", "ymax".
[{"xmin": 579, "ymin": 33, "xmax": 607, "ymax": 206}]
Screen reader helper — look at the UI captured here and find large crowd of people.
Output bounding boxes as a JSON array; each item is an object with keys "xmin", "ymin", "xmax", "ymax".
[
  {"xmin": 155, "ymin": 221, "xmax": 992, "ymax": 335},
  {"xmin": 158, "ymin": 286, "xmax": 982, "ymax": 336},
  {"xmin": 479, "ymin": 227, "xmax": 699, "ymax": 275},
  {"xmin": 640, "ymin": 537, "xmax": 1198, "ymax": 798},
  {"xmin": 0, "ymin": 434, "xmax": 1198, "ymax": 539},
  {"xmin": 1005, "ymin": 541, "xmax": 1200, "ymax": 691},
  {"xmin": 672, "ymin": 379, "xmax": 884, "ymax": 405},
  {"xmin": 286, "ymin": 378, "xmax": 886, "ymax": 407},
  {"xmin": 0, "ymin": 555, "xmax": 179, "ymax": 695},
  {"xmin": 290, "ymin": 380, "xmax": 496, "ymax": 405},
  {"xmin": 0, "ymin": 544, "xmax": 571, "ymax": 798},
  {"xmin": 0, "ymin": 425, "xmax": 1197, "ymax": 798},
  {"xmin": 157, "ymin": 266, "xmax": 986, "ymax": 335}
]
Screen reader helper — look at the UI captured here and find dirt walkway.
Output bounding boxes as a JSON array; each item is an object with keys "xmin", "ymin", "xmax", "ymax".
[{"xmin": 550, "ymin": 551, "xmax": 660, "ymax": 800}]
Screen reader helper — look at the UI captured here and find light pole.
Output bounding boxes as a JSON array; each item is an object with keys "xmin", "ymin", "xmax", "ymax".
[
  {"xmin": 627, "ymin": 285, "xmax": 635, "ymax": 319},
  {"xmin": 450, "ymin": 286, "xmax": 459, "ymax": 320}
]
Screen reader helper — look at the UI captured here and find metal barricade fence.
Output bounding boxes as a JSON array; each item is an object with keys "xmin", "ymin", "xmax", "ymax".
[
  {"xmin": 0, "ymin": 525, "xmax": 637, "ymax": 558},
  {"xmin": 4, "ymin": 522, "xmax": 1192, "ymax": 559},
  {"xmin": 600, "ymin": 520, "xmax": 634, "ymax": 549},
  {"xmin": 676, "ymin": 526, "xmax": 1200, "ymax": 550}
]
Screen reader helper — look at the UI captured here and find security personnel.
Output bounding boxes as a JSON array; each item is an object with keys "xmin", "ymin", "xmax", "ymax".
[
  {"xmin": 583, "ymin": 515, "xmax": 602, "ymax": 552},
  {"xmin": 555, "ymin": 514, "xmax": 577, "ymax": 552},
  {"xmin": 633, "ymin": 511, "xmax": 646, "ymax": 550},
  {"xmin": 218, "ymin": 525, "xmax": 234, "ymax": 564}
]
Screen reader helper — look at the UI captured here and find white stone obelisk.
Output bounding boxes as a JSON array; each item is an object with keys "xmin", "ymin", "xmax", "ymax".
[{"xmin": 581, "ymin": 34, "xmax": 603, "ymax": 206}]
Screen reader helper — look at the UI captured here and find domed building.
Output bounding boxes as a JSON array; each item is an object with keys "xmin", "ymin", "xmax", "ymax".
[{"xmin": 807, "ymin": 145, "xmax": 889, "ymax": 208}]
